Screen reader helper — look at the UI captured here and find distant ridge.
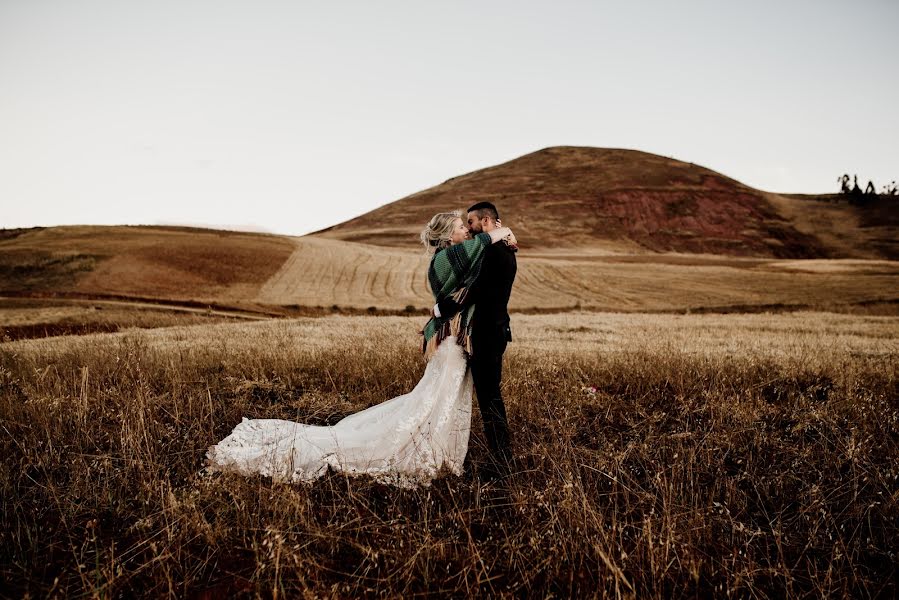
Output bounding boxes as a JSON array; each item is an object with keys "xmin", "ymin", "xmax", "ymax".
[
  {"xmin": 153, "ymin": 221, "xmax": 274, "ymax": 234},
  {"xmin": 312, "ymin": 146, "xmax": 896, "ymax": 259}
]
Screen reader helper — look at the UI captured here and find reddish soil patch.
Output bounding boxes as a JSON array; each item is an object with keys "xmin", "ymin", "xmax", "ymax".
[{"xmin": 598, "ymin": 189, "xmax": 827, "ymax": 257}]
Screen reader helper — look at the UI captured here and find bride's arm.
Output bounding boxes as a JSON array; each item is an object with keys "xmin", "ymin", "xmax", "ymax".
[
  {"xmin": 486, "ymin": 226, "xmax": 514, "ymax": 244},
  {"xmin": 432, "ymin": 227, "xmax": 517, "ymax": 318}
]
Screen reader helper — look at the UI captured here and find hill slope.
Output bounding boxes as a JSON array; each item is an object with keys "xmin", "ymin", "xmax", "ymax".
[
  {"xmin": 314, "ymin": 146, "xmax": 896, "ymax": 259},
  {"xmin": 0, "ymin": 225, "xmax": 294, "ymax": 308}
]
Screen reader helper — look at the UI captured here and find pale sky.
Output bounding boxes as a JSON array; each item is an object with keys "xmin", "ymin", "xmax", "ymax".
[{"xmin": 1, "ymin": 0, "xmax": 896, "ymax": 236}]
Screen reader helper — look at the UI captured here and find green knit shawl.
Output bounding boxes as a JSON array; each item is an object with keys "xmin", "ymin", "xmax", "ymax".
[{"xmin": 420, "ymin": 232, "xmax": 492, "ymax": 359}]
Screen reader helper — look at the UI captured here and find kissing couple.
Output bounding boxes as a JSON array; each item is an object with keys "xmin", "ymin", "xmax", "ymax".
[{"xmin": 207, "ymin": 201, "xmax": 518, "ymax": 487}]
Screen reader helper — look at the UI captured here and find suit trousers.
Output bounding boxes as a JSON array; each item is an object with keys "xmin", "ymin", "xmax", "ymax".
[{"xmin": 470, "ymin": 324, "xmax": 513, "ymax": 470}]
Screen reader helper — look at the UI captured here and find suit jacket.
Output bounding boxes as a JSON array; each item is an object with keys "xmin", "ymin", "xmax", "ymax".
[{"xmin": 437, "ymin": 240, "xmax": 517, "ymax": 356}]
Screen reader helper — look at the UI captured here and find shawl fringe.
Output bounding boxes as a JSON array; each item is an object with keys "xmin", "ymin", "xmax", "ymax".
[{"xmin": 421, "ymin": 309, "xmax": 473, "ymax": 361}]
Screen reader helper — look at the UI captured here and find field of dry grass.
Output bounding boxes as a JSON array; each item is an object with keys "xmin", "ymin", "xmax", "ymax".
[
  {"xmin": 255, "ymin": 237, "xmax": 432, "ymax": 308},
  {"xmin": 1, "ymin": 312, "xmax": 896, "ymax": 597},
  {"xmin": 257, "ymin": 238, "xmax": 899, "ymax": 313}
]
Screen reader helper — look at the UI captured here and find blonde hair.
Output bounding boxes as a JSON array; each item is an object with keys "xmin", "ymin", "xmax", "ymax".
[{"xmin": 420, "ymin": 211, "xmax": 461, "ymax": 254}]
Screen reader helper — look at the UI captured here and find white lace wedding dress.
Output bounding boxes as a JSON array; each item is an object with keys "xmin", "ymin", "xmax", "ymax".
[{"xmin": 206, "ymin": 339, "xmax": 472, "ymax": 488}]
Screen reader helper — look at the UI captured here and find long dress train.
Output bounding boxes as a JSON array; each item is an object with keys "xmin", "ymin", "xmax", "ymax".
[{"xmin": 206, "ymin": 339, "xmax": 472, "ymax": 488}]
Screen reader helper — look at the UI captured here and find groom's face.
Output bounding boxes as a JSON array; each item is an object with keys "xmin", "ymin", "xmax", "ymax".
[{"xmin": 467, "ymin": 211, "xmax": 494, "ymax": 233}]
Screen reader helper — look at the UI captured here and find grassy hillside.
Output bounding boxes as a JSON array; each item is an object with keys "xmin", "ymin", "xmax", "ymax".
[
  {"xmin": 313, "ymin": 146, "xmax": 897, "ymax": 259},
  {"xmin": 0, "ymin": 225, "xmax": 295, "ymax": 306},
  {"xmin": 769, "ymin": 192, "xmax": 899, "ymax": 259}
]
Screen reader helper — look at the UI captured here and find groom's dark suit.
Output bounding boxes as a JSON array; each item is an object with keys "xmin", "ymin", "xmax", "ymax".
[{"xmin": 438, "ymin": 239, "xmax": 517, "ymax": 475}]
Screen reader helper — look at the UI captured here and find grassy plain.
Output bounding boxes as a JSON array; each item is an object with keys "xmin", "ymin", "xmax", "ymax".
[{"xmin": 1, "ymin": 312, "xmax": 897, "ymax": 597}]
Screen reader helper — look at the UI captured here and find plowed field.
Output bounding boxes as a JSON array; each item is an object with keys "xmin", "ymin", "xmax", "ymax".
[{"xmin": 255, "ymin": 237, "xmax": 899, "ymax": 312}]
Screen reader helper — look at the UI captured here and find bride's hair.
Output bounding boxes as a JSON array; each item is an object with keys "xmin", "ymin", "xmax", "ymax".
[{"xmin": 420, "ymin": 211, "xmax": 461, "ymax": 254}]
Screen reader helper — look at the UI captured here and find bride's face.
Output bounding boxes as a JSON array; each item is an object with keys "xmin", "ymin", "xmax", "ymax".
[{"xmin": 449, "ymin": 217, "xmax": 470, "ymax": 245}]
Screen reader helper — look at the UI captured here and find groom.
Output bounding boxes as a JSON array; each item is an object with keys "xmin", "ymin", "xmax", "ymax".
[{"xmin": 436, "ymin": 201, "xmax": 517, "ymax": 480}]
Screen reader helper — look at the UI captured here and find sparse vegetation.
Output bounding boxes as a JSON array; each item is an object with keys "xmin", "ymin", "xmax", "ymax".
[
  {"xmin": 1, "ymin": 313, "xmax": 896, "ymax": 597},
  {"xmin": 0, "ymin": 250, "xmax": 99, "ymax": 291}
]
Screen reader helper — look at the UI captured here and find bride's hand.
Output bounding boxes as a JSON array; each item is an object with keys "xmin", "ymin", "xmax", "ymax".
[{"xmin": 504, "ymin": 231, "xmax": 517, "ymax": 247}]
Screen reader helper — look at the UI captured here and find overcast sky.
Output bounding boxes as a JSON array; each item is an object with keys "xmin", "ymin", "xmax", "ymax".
[{"xmin": 1, "ymin": 0, "xmax": 896, "ymax": 236}]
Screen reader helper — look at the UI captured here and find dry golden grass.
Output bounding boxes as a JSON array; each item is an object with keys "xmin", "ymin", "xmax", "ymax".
[
  {"xmin": 255, "ymin": 237, "xmax": 432, "ymax": 308},
  {"xmin": 1, "ymin": 312, "xmax": 897, "ymax": 597}
]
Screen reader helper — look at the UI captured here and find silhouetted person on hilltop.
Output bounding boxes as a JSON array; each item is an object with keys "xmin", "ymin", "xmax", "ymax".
[
  {"xmin": 838, "ymin": 173, "xmax": 896, "ymax": 198},
  {"xmin": 847, "ymin": 175, "xmax": 865, "ymax": 204},
  {"xmin": 865, "ymin": 180, "xmax": 876, "ymax": 196},
  {"xmin": 839, "ymin": 174, "xmax": 851, "ymax": 194}
]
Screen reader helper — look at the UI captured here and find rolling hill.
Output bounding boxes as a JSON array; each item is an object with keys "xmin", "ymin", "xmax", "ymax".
[
  {"xmin": 0, "ymin": 225, "xmax": 295, "ymax": 311},
  {"xmin": 313, "ymin": 146, "xmax": 898, "ymax": 259}
]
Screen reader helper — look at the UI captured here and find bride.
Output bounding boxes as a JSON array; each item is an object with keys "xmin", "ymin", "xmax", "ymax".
[{"xmin": 206, "ymin": 212, "xmax": 517, "ymax": 488}]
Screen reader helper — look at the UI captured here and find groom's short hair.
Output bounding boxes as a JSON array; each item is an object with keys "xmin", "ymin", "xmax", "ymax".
[{"xmin": 467, "ymin": 201, "xmax": 499, "ymax": 222}]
